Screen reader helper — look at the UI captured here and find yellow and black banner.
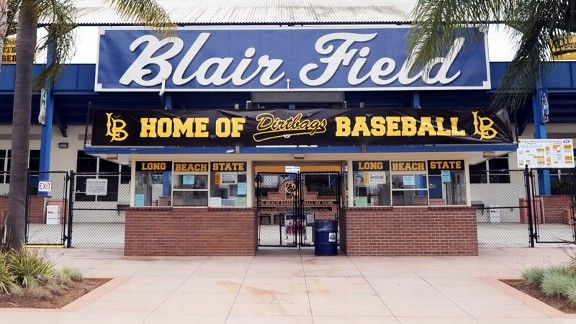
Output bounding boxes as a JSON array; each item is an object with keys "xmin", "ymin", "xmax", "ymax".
[
  {"xmin": 174, "ymin": 162, "xmax": 209, "ymax": 172},
  {"xmin": 428, "ymin": 160, "xmax": 464, "ymax": 170},
  {"xmin": 92, "ymin": 108, "xmax": 513, "ymax": 146},
  {"xmin": 1, "ymin": 37, "xmax": 16, "ymax": 63},
  {"xmin": 353, "ymin": 161, "xmax": 389, "ymax": 171},
  {"xmin": 135, "ymin": 161, "xmax": 172, "ymax": 171}
]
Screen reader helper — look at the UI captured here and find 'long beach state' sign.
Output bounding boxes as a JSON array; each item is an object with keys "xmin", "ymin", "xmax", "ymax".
[{"xmin": 96, "ymin": 26, "xmax": 490, "ymax": 92}]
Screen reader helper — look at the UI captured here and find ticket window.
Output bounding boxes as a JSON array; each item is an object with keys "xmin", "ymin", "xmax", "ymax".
[
  {"xmin": 172, "ymin": 162, "xmax": 210, "ymax": 207},
  {"xmin": 134, "ymin": 161, "xmax": 172, "ymax": 207},
  {"xmin": 427, "ymin": 160, "xmax": 467, "ymax": 206},
  {"xmin": 352, "ymin": 161, "xmax": 391, "ymax": 207},
  {"xmin": 209, "ymin": 162, "xmax": 248, "ymax": 207},
  {"xmin": 389, "ymin": 161, "xmax": 428, "ymax": 206}
]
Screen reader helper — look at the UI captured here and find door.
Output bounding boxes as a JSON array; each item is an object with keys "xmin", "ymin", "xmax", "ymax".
[{"xmin": 255, "ymin": 172, "xmax": 341, "ymax": 247}]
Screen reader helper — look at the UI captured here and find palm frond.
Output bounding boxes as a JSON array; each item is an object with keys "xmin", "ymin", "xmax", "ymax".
[
  {"xmin": 408, "ymin": 0, "xmax": 511, "ymax": 68},
  {"xmin": 493, "ymin": 0, "xmax": 576, "ymax": 110},
  {"xmin": 105, "ymin": 0, "xmax": 174, "ymax": 35},
  {"xmin": 5, "ymin": 0, "xmax": 20, "ymax": 37},
  {"xmin": 410, "ymin": 0, "xmax": 576, "ymax": 112},
  {"xmin": 32, "ymin": 0, "xmax": 75, "ymax": 89}
]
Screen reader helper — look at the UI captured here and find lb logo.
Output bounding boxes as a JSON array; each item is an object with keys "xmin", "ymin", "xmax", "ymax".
[
  {"xmin": 105, "ymin": 113, "xmax": 128, "ymax": 142},
  {"xmin": 472, "ymin": 111, "xmax": 497, "ymax": 140}
]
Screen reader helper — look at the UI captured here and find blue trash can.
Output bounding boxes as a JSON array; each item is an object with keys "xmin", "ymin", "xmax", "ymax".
[{"xmin": 314, "ymin": 220, "xmax": 338, "ymax": 256}]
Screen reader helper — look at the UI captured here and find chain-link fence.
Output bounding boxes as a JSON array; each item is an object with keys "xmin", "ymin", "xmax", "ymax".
[
  {"xmin": 70, "ymin": 171, "xmax": 130, "ymax": 249},
  {"xmin": 471, "ymin": 168, "xmax": 576, "ymax": 248},
  {"xmin": 532, "ymin": 168, "xmax": 576, "ymax": 244},
  {"xmin": 25, "ymin": 171, "xmax": 71, "ymax": 246},
  {"xmin": 256, "ymin": 173, "xmax": 299, "ymax": 247},
  {"xmin": 471, "ymin": 169, "xmax": 532, "ymax": 248}
]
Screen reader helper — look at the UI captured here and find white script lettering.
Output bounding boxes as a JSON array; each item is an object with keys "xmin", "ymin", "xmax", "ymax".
[
  {"xmin": 120, "ymin": 33, "xmax": 285, "ymax": 87},
  {"xmin": 299, "ymin": 33, "xmax": 466, "ymax": 87}
]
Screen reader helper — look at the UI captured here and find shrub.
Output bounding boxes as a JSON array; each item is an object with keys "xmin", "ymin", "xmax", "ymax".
[
  {"xmin": 54, "ymin": 271, "xmax": 72, "ymax": 286},
  {"xmin": 522, "ymin": 266, "xmax": 545, "ymax": 286},
  {"xmin": 565, "ymin": 284, "xmax": 576, "ymax": 306},
  {"xmin": 541, "ymin": 272, "xmax": 576, "ymax": 297},
  {"xmin": 61, "ymin": 266, "xmax": 83, "ymax": 282},
  {"xmin": 45, "ymin": 279, "xmax": 65, "ymax": 295},
  {"xmin": 0, "ymin": 254, "xmax": 16, "ymax": 294},
  {"xmin": 26, "ymin": 282, "xmax": 53, "ymax": 300},
  {"xmin": 7, "ymin": 248, "xmax": 54, "ymax": 288}
]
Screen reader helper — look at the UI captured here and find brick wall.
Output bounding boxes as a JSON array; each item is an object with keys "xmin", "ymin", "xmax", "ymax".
[
  {"xmin": 125, "ymin": 207, "xmax": 256, "ymax": 256},
  {"xmin": 344, "ymin": 207, "xmax": 478, "ymax": 256},
  {"xmin": 0, "ymin": 196, "xmax": 46, "ymax": 224},
  {"xmin": 542, "ymin": 195, "xmax": 572, "ymax": 224}
]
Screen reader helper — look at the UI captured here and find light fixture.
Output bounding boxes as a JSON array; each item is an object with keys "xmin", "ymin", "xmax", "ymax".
[
  {"xmin": 482, "ymin": 151, "xmax": 497, "ymax": 158},
  {"xmin": 58, "ymin": 142, "xmax": 69, "ymax": 149}
]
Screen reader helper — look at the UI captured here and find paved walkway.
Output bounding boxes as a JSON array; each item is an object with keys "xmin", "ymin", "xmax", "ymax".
[{"xmin": 2, "ymin": 247, "xmax": 576, "ymax": 324}]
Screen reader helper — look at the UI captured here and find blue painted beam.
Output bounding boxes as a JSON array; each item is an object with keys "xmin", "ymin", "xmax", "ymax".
[
  {"xmin": 38, "ymin": 41, "xmax": 56, "ymax": 194},
  {"xmin": 84, "ymin": 144, "xmax": 518, "ymax": 156},
  {"xmin": 412, "ymin": 92, "xmax": 421, "ymax": 108},
  {"xmin": 532, "ymin": 88, "xmax": 551, "ymax": 195},
  {"xmin": 4, "ymin": 62, "xmax": 576, "ymax": 94}
]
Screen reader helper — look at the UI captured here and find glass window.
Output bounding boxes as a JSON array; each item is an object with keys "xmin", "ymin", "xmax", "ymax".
[
  {"xmin": 488, "ymin": 157, "xmax": 510, "ymax": 183},
  {"xmin": 76, "ymin": 151, "xmax": 97, "ymax": 173},
  {"xmin": 469, "ymin": 155, "xmax": 510, "ymax": 184},
  {"xmin": 390, "ymin": 161, "xmax": 428, "ymax": 206},
  {"xmin": 469, "ymin": 162, "xmax": 487, "ymax": 184},
  {"xmin": 134, "ymin": 161, "xmax": 172, "ymax": 207},
  {"xmin": 428, "ymin": 160, "xmax": 467, "ymax": 205},
  {"xmin": 120, "ymin": 165, "xmax": 131, "ymax": 184},
  {"xmin": 551, "ymin": 167, "xmax": 575, "ymax": 195},
  {"xmin": 75, "ymin": 151, "xmax": 125, "ymax": 201},
  {"xmin": 352, "ymin": 161, "xmax": 391, "ymax": 207},
  {"xmin": 28, "ymin": 150, "xmax": 40, "ymax": 172},
  {"xmin": 210, "ymin": 162, "xmax": 248, "ymax": 207},
  {"xmin": 172, "ymin": 162, "xmax": 209, "ymax": 207}
]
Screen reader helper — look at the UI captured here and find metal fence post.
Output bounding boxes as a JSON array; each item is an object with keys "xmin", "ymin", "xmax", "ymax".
[
  {"xmin": 24, "ymin": 169, "xmax": 30, "ymax": 244},
  {"xmin": 66, "ymin": 171, "xmax": 75, "ymax": 248},
  {"xmin": 525, "ymin": 165, "xmax": 535, "ymax": 247}
]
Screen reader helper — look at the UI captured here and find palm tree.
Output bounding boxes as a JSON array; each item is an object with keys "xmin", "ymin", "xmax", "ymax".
[
  {"xmin": 0, "ymin": 1, "xmax": 7, "ymax": 62},
  {"xmin": 4, "ymin": 0, "xmax": 173, "ymax": 250},
  {"xmin": 408, "ymin": 0, "xmax": 576, "ymax": 111}
]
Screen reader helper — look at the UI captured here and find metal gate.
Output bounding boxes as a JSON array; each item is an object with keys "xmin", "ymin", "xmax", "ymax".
[
  {"xmin": 528, "ymin": 167, "xmax": 576, "ymax": 245},
  {"xmin": 23, "ymin": 170, "xmax": 128, "ymax": 249},
  {"xmin": 25, "ymin": 171, "xmax": 72, "ymax": 246},
  {"xmin": 256, "ymin": 172, "xmax": 341, "ymax": 247},
  {"xmin": 70, "ymin": 171, "xmax": 129, "ymax": 249},
  {"xmin": 472, "ymin": 167, "xmax": 576, "ymax": 248}
]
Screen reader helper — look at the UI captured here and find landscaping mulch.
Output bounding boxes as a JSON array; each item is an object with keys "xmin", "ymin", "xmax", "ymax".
[
  {"xmin": 0, "ymin": 278, "xmax": 110, "ymax": 309},
  {"xmin": 502, "ymin": 279, "xmax": 576, "ymax": 314}
]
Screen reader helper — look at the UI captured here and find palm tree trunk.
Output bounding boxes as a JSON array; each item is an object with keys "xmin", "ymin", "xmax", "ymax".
[
  {"xmin": 0, "ymin": 0, "xmax": 8, "ymax": 69},
  {"xmin": 6, "ymin": 0, "xmax": 36, "ymax": 250}
]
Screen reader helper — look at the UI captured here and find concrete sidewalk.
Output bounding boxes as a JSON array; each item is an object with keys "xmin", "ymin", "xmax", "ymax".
[{"xmin": 2, "ymin": 247, "xmax": 576, "ymax": 324}]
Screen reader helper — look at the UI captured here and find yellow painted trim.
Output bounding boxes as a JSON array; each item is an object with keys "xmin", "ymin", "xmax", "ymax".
[
  {"xmin": 25, "ymin": 244, "xmax": 65, "ymax": 248},
  {"xmin": 300, "ymin": 165, "xmax": 341, "ymax": 172},
  {"xmin": 255, "ymin": 165, "xmax": 285, "ymax": 173},
  {"xmin": 255, "ymin": 164, "xmax": 341, "ymax": 173}
]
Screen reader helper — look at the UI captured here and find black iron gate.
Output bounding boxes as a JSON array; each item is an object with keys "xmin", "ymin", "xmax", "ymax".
[
  {"xmin": 472, "ymin": 167, "xmax": 576, "ymax": 248},
  {"xmin": 25, "ymin": 171, "xmax": 72, "ymax": 246},
  {"xmin": 23, "ymin": 170, "xmax": 129, "ymax": 249},
  {"xmin": 256, "ymin": 172, "xmax": 341, "ymax": 247},
  {"xmin": 527, "ymin": 167, "xmax": 576, "ymax": 245}
]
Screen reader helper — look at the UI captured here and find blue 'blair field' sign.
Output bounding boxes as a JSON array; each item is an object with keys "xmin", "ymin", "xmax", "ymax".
[{"xmin": 96, "ymin": 26, "xmax": 490, "ymax": 92}]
